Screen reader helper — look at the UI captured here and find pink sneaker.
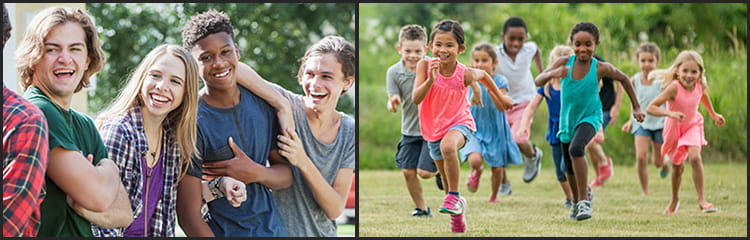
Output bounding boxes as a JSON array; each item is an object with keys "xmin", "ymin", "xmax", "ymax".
[
  {"xmin": 590, "ymin": 178, "xmax": 602, "ymax": 188},
  {"xmin": 439, "ymin": 194, "xmax": 464, "ymax": 215},
  {"xmin": 489, "ymin": 197, "xmax": 499, "ymax": 203},
  {"xmin": 466, "ymin": 170, "xmax": 481, "ymax": 193},
  {"xmin": 450, "ymin": 196, "xmax": 467, "ymax": 233},
  {"xmin": 599, "ymin": 157, "xmax": 614, "ymax": 182}
]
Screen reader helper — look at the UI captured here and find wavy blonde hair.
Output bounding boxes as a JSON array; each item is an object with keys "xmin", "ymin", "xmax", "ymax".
[
  {"xmin": 544, "ymin": 45, "xmax": 574, "ymax": 97},
  {"xmin": 95, "ymin": 44, "xmax": 200, "ymax": 179},
  {"xmin": 15, "ymin": 6, "xmax": 105, "ymax": 92},
  {"xmin": 658, "ymin": 50, "xmax": 708, "ymax": 91}
]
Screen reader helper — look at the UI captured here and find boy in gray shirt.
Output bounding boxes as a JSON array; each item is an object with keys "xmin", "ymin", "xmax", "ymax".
[{"xmin": 386, "ymin": 24, "xmax": 440, "ymax": 217}]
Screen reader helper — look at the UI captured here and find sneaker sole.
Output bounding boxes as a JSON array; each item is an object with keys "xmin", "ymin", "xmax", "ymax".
[{"xmin": 576, "ymin": 213, "xmax": 592, "ymax": 221}]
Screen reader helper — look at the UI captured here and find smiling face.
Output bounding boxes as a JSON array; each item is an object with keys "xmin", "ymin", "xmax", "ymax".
[
  {"xmin": 430, "ymin": 31, "xmax": 465, "ymax": 63},
  {"xmin": 190, "ymin": 31, "xmax": 239, "ymax": 91},
  {"xmin": 571, "ymin": 31, "xmax": 598, "ymax": 62},
  {"xmin": 398, "ymin": 39, "xmax": 426, "ymax": 72},
  {"xmin": 676, "ymin": 60, "xmax": 701, "ymax": 89},
  {"xmin": 637, "ymin": 52, "xmax": 659, "ymax": 76},
  {"xmin": 31, "ymin": 22, "xmax": 90, "ymax": 98},
  {"xmin": 502, "ymin": 26, "xmax": 526, "ymax": 56},
  {"xmin": 139, "ymin": 53, "xmax": 186, "ymax": 119},
  {"xmin": 301, "ymin": 53, "xmax": 353, "ymax": 113},
  {"xmin": 471, "ymin": 50, "xmax": 495, "ymax": 75}
]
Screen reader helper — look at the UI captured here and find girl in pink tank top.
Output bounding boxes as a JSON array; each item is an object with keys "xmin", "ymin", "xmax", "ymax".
[
  {"xmin": 647, "ymin": 50, "xmax": 725, "ymax": 215},
  {"xmin": 412, "ymin": 20, "xmax": 511, "ymax": 233}
]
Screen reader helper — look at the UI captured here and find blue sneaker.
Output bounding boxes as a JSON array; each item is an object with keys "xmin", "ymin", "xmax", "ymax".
[
  {"xmin": 659, "ymin": 165, "xmax": 670, "ymax": 179},
  {"xmin": 576, "ymin": 200, "xmax": 593, "ymax": 221},
  {"xmin": 411, "ymin": 207, "xmax": 432, "ymax": 217}
]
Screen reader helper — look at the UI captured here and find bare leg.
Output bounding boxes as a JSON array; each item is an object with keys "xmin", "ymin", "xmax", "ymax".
[
  {"xmin": 501, "ymin": 168, "xmax": 509, "ymax": 184},
  {"xmin": 668, "ymin": 160, "xmax": 684, "ymax": 211},
  {"xmin": 517, "ymin": 142, "xmax": 535, "ymax": 158},
  {"xmin": 440, "ymin": 130, "xmax": 467, "ymax": 193},
  {"xmin": 466, "ymin": 152, "xmax": 484, "ymax": 193},
  {"xmin": 402, "ymin": 169, "xmax": 427, "ymax": 210},
  {"xmin": 417, "ymin": 169, "xmax": 437, "ymax": 179},
  {"xmin": 490, "ymin": 166, "xmax": 503, "ymax": 200},
  {"xmin": 560, "ymin": 180, "xmax": 573, "ymax": 201},
  {"xmin": 434, "ymin": 160, "xmax": 448, "ymax": 195},
  {"xmin": 687, "ymin": 146, "xmax": 709, "ymax": 205},
  {"xmin": 635, "ymin": 136, "xmax": 651, "ymax": 195}
]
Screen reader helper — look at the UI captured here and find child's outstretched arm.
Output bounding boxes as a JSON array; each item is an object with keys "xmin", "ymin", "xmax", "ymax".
[
  {"xmin": 412, "ymin": 59, "xmax": 433, "ymax": 105},
  {"xmin": 601, "ymin": 62, "xmax": 645, "ymax": 122},
  {"xmin": 535, "ymin": 57, "xmax": 569, "ymax": 86},
  {"xmin": 533, "ymin": 49, "xmax": 544, "ymax": 74},
  {"xmin": 469, "ymin": 68, "xmax": 511, "ymax": 111},
  {"xmin": 517, "ymin": 93, "xmax": 543, "ymax": 139},
  {"xmin": 469, "ymin": 81, "xmax": 483, "ymax": 107},
  {"xmin": 700, "ymin": 90, "xmax": 726, "ymax": 126},
  {"xmin": 235, "ymin": 62, "xmax": 295, "ymax": 132},
  {"xmin": 647, "ymin": 83, "xmax": 684, "ymax": 120}
]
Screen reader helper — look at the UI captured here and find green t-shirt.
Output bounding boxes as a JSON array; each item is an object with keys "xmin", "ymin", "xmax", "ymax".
[{"xmin": 24, "ymin": 86, "xmax": 107, "ymax": 237}]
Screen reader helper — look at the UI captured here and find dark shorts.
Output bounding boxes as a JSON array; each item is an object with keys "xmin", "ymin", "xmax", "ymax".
[
  {"xmin": 633, "ymin": 126, "xmax": 664, "ymax": 144},
  {"xmin": 602, "ymin": 110, "xmax": 612, "ymax": 131},
  {"xmin": 395, "ymin": 135, "xmax": 437, "ymax": 172}
]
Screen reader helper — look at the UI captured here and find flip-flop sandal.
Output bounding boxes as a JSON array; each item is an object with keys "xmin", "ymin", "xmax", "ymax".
[
  {"xmin": 663, "ymin": 201, "xmax": 680, "ymax": 215},
  {"xmin": 700, "ymin": 203, "xmax": 718, "ymax": 213}
]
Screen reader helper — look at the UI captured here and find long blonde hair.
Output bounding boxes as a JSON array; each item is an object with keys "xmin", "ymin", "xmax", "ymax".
[
  {"xmin": 15, "ymin": 6, "xmax": 105, "ymax": 92},
  {"xmin": 544, "ymin": 45, "xmax": 574, "ymax": 97},
  {"xmin": 96, "ymin": 44, "xmax": 200, "ymax": 179},
  {"xmin": 658, "ymin": 50, "xmax": 708, "ymax": 91}
]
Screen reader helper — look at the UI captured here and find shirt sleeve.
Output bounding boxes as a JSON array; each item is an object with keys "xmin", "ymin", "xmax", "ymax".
[
  {"xmin": 2, "ymin": 112, "xmax": 48, "ymax": 237},
  {"xmin": 385, "ymin": 64, "xmax": 401, "ymax": 97},
  {"xmin": 187, "ymin": 128, "xmax": 205, "ymax": 179},
  {"xmin": 338, "ymin": 115, "xmax": 355, "ymax": 170}
]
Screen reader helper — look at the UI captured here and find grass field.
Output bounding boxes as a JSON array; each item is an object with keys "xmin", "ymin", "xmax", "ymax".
[{"xmin": 358, "ymin": 162, "xmax": 747, "ymax": 237}]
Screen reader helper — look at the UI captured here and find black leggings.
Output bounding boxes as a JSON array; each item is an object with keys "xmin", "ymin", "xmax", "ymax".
[{"xmin": 561, "ymin": 123, "xmax": 596, "ymax": 176}]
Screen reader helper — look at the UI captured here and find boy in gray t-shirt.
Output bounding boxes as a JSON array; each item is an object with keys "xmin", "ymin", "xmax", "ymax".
[{"xmin": 385, "ymin": 24, "xmax": 440, "ymax": 218}]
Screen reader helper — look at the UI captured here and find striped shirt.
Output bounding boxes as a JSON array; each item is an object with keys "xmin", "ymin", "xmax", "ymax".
[
  {"xmin": 92, "ymin": 104, "xmax": 181, "ymax": 237},
  {"xmin": 3, "ymin": 86, "xmax": 49, "ymax": 237}
]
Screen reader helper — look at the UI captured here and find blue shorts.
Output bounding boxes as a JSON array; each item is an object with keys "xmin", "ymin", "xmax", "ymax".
[
  {"xmin": 601, "ymin": 111, "xmax": 612, "ymax": 131},
  {"xmin": 395, "ymin": 135, "xmax": 437, "ymax": 172},
  {"xmin": 427, "ymin": 124, "xmax": 473, "ymax": 160},
  {"xmin": 633, "ymin": 126, "xmax": 664, "ymax": 144}
]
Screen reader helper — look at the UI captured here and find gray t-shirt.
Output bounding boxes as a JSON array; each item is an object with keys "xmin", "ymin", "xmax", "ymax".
[
  {"xmin": 386, "ymin": 58, "xmax": 426, "ymax": 136},
  {"xmin": 271, "ymin": 85, "xmax": 355, "ymax": 237}
]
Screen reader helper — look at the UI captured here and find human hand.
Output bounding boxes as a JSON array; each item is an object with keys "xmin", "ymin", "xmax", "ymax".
[
  {"xmin": 470, "ymin": 91, "xmax": 483, "ymax": 107},
  {"xmin": 387, "ymin": 95, "xmax": 401, "ymax": 113},
  {"xmin": 621, "ymin": 121, "xmax": 631, "ymax": 133},
  {"xmin": 609, "ymin": 111, "xmax": 619, "ymax": 126},
  {"xmin": 202, "ymin": 137, "xmax": 265, "ymax": 184},
  {"xmin": 429, "ymin": 58, "xmax": 440, "ymax": 82},
  {"xmin": 632, "ymin": 108, "xmax": 646, "ymax": 122},
  {"xmin": 712, "ymin": 113, "xmax": 725, "ymax": 127},
  {"xmin": 221, "ymin": 176, "xmax": 247, "ymax": 207},
  {"xmin": 668, "ymin": 111, "xmax": 685, "ymax": 121},
  {"xmin": 277, "ymin": 128, "xmax": 309, "ymax": 169}
]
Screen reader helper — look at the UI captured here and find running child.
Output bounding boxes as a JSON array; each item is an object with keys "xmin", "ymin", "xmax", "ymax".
[
  {"xmin": 518, "ymin": 45, "xmax": 574, "ymax": 208},
  {"xmin": 646, "ymin": 50, "xmax": 724, "ymax": 214},
  {"xmin": 535, "ymin": 22, "xmax": 645, "ymax": 221},
  {"xmin": 413, "ymin": 19, "xmax": 511, "ymax": 233},
  {"xmin": 386, "ymin": 24, "xmax": 440, "ymax": 218},
  {"xmin": 460, "ymin": 43, "xmax": 519, "ymax": 203},
  {"xmin": 495, "ymin": 17, "xmax": 544, "ymax": 188},
  {"xmin": 620, "ymin": 42, "xmax": 669, "ymax": 196}
]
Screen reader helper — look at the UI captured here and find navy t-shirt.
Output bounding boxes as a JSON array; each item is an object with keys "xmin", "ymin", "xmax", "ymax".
[{"xmin": 189, "ymin": 85, "xmax": 287, "ymax": 237}]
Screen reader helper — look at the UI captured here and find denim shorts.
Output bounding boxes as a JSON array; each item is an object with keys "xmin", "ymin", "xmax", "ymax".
[
  {"xmin": 601, "ymin": 111, "xmax": 612, "ymax": 131},
  {"xmin": 427, "ymin": 124, "xmax": 473, "ymax": 160},
  {"xmin": 633, "ymin": 126, "xmax": 664, "ymax": 144}
]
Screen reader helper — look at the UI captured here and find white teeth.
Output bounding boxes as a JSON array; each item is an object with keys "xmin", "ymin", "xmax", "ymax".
[
  {"xmin": 310, "ymin": 92, "xmax": 327, "ymax": 97},
  {"xmin": 54, "ymin": 70, "xmax": 74, "ymax": 74},
  {"xmin": 214, "ymin": 70, "xmax": 229, "ymax": 78},
  {"xmin": 151, "ymin": 94, "xmax": 169, "ymax": 103}
]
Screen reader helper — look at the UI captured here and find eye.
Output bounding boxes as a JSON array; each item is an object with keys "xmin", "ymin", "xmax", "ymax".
[
  {"xmin": 150, "ymin": 73, "xmax": 161, "ymax": 79},
  {"xmin": 171, "ymin": 78, "xmax": 183, "ymax": 85},
  {"xmin": 221, "ymin": 49, "xmax": 231, "ymax": 56},
  {"xmin": 200, "ymin": 55, "xmax": 211, "ymax": 62},
  {"xmin": 46, "ymin": 48, "xmax": 58, "ymax": 53}
]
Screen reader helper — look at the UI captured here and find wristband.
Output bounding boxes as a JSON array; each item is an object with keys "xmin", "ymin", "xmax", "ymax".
[{"xmin": 208, "ymin": 176, "xmax": 225, "ymax": 199}]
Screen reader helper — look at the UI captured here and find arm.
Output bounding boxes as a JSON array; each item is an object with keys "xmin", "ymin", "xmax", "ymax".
[
  {"xmin": 700, "ymin": 90, "xmax": 726, "ymax": 126},
  {"xmin": 533, "ymin": 48, "xmax": 544, "ymax": 74},
  {"xmin": 412, "ymin": 59, "xmax": 434, "ymax": 105},
  {"xmin": 202, "ymin": 176, "xmax": 247, "ymax": 207},
  {"xmin": 235, "ymin": 62, "xmax": 295, "ymax": 132},
  {"xmin": 518, "ymin": 93, "xmax": 544, "ymax": 137},
  {"xmin": 177, "ymin": 175, "xmax": 215, "ymax": 237},
  {"xmin": 646, "ymin": 84, "xmax": 683, "ymax": 120},
  {"xmin": 46, "ymin": 148, "xmax": 120, "ymax": 212},
  {"xmin": 534, "ymin": 57, "xmax": 569, "ymax": 87},
  {"xmin": 469, "ymin": 81, "xmax": 483, "ymax": 107},
  {"xmin": 68, "ymin": 180, "xmax": 133, "ymax": 228},
  {"xmin": 201, "ymin": 137, "xmax": 293, "ymax": 189},
  {"xmin": 387, "ymin": 95, "xmax": 401, "ymax": 113},
  {"xmin": 602, "ymin": 63, "xmax": 644, "ymax": 122},
  {"xmin": 609, "ymin": 81, "xmax": 623, "ymax": 126},
  {"xmin": 471, "ymin": 69, "xmax": 511, "ymax": 111},
  {"xmin": 2, "ymin": 116, "xmax": 48, "ymax": 236},
  {"xmin": 385, "ymin": 67, "xmax": 402, "ymax": 113},
  {"xmin": 277, "ymin": 128, "xmax": 354, "ymax": 219}
]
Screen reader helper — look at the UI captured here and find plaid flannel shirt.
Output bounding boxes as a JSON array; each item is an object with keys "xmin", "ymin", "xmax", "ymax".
[
  {"xmin": 92, "ymin": 105, "xmax": 180, "ymax": 237},
  {"xmin": 3, "ymin": 86, "xmax": 49, "ymax": 237}
]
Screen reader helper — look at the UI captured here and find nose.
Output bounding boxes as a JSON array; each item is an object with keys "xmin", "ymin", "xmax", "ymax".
[
  {"xmin": 212, "ymin": 55, "xmax": 227, "ymax": 68},
  {"xmin": 56, "ymin": 50, "xmax": 73, "ymax": 64}
]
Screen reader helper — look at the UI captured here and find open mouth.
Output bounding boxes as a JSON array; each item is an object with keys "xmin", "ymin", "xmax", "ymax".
[
  {"xmin": 309, "ymin": 91, "xmax": 328, "ymax": 101},
  {"xmin": 53, "ymin": 69, "xmax": 75, "ymax": 78},
  {"xmin": 150, "ymin": 93, "xmax": 172, "ymax": 105},
  {"xmin": 212, "ymin": 69, "xmax": 231, "ymax": 79}
]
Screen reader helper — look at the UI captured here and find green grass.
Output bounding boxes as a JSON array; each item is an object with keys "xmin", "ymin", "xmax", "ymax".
[{"xmin": 359, "ymin": 162, "xmax": 747, "ymax": 237}]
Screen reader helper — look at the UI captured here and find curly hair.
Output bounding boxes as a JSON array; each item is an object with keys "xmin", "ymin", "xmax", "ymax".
[
  {"xmin": 569, "ymin": 22, "xmax": 599, "ymax": 43},
  {"xmin": 502, "ymin": 16, "xmax": 527, "ymax": 34},
  {"xmin": 182, "ymin": 9, "xmax": 234, "ymax": 48}
]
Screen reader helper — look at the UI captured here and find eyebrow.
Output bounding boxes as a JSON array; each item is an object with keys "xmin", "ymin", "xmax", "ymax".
[{"xmin": 44, "ymin": 42, "xmax": 85, "ymax": 48}]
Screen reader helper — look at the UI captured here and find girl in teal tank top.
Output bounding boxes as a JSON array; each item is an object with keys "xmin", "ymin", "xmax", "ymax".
[{"xmin": 534, "ymin": 22, "xmax": 645, "ymax": 222}]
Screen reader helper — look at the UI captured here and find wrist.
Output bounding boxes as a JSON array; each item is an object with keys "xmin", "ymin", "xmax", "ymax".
[{"xmin": 208, "ymin": 177, "xmax": 225, "ymax": 199}]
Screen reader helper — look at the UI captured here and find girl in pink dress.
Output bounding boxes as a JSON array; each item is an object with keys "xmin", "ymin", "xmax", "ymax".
[
  {"xmin": 413, "ymin": 19, "xmax": 511, "ymax": 233},
  {"xmin": 647, "ymin": 50, "xmax": 725, "ymax": 215}
]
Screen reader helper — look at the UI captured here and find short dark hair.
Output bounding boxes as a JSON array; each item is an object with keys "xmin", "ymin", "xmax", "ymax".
[
  {"xmin": 502, "ymin": 16, "xmax": 527, "ymax": 34},
  {"xmin": 182, "ymin": 9, "xmax": 234, "ymax": 48},
  {"xmin": 570, "ymin": 22, "xmax": 599, "ymax": 43},
  {"xmin": 3, "ymin": 3, "xmax": 11, "ymax": 46},
  {"xmin": 429, "ymin": 19, "xmax": 464, "ymax": 46},
  {"xmin": 472, "ymin": 42, "xmax": 497, "ymax": 61}
]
